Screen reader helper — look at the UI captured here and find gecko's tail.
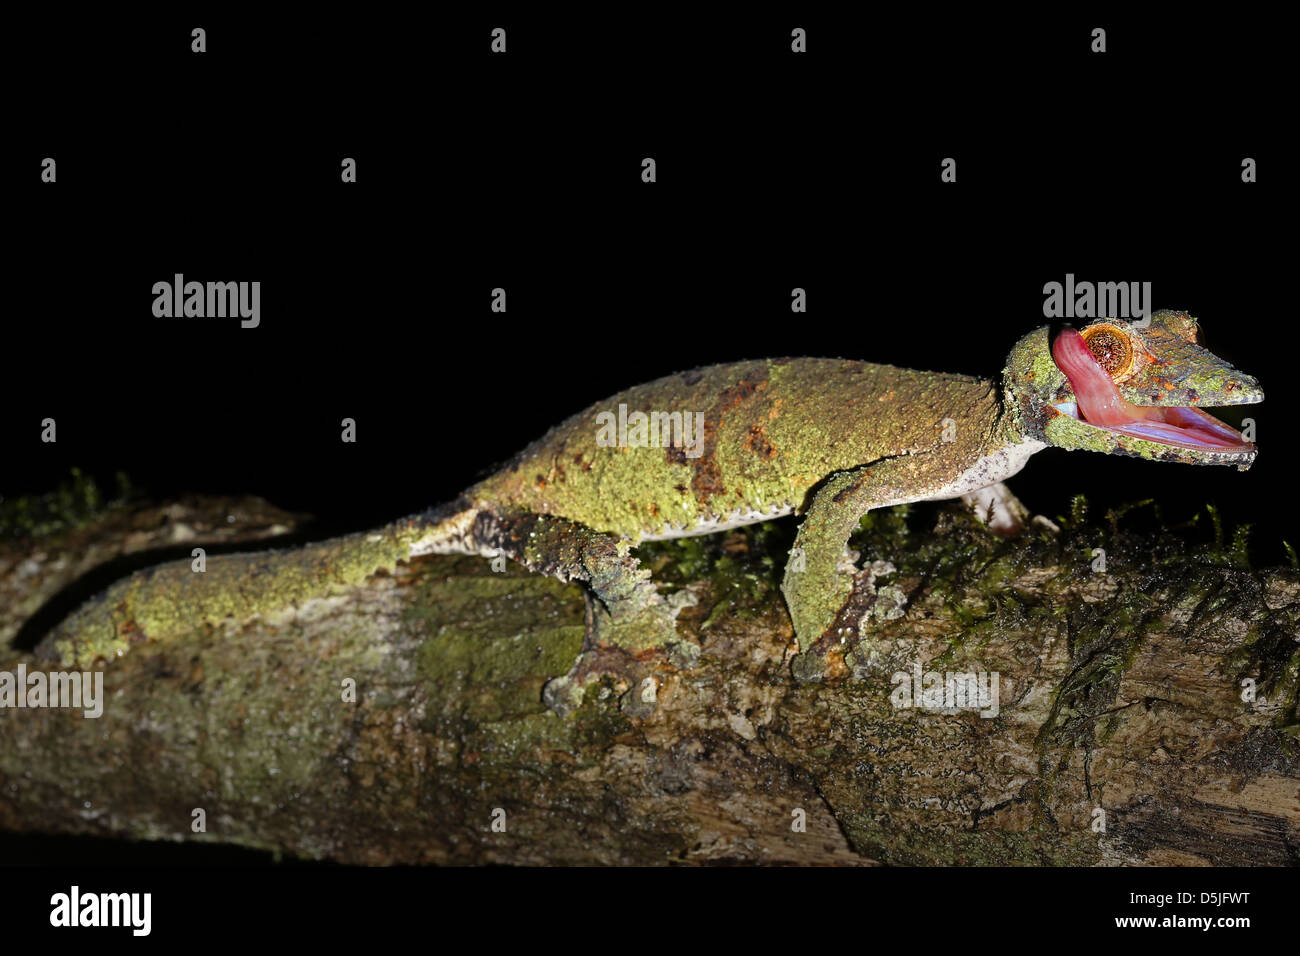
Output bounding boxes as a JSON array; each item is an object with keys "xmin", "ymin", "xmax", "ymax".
[{"xmin": 405, "ymin": 496, "xmax": 495, "ymax": 558}]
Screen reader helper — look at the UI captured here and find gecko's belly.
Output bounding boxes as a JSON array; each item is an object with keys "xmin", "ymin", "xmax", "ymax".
[
  {"xmin": 634, "ymin": 503, "xmax": 797, "ymax": 542},
  {"xmin": 917, "ymin": 438, "xmax": 1046, "ymax": 501},
  {"xmin": 632, "ymin": 438, "xmax": 1046, "ymax": 541}
]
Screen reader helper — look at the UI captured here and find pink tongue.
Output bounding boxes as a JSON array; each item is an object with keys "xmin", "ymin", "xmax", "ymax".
[
  {"xmin": 1050, "ymin": 328, "xmax": 1248, "ymax": 451},
  {"xmin": 1111, "ymin": 418, "xmax": 1242, "ymax": 449},
  {"xmin": 1050, "ymin": 328, "xmax": 1134, "ymax": 427}
]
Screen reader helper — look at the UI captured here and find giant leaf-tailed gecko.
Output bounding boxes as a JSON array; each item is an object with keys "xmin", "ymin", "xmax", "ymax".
[{"xmin": 39, "ymin": 311, "xmax": 1262, "ymax": 714}]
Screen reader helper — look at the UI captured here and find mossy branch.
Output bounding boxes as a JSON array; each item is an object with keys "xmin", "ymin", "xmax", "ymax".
[{"xmin": 1, "ymin": 495, "xmax": 1297, "ymax": 865}]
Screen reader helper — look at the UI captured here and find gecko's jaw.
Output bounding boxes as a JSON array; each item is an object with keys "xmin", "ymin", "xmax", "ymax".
[
  {"xmin": 1050, "ymin": 328, "xmax": 1257, "ymax": 455},
  {"xmin": 1050, "ymin": 399, "xmax": 1254, "ymax": 452}
]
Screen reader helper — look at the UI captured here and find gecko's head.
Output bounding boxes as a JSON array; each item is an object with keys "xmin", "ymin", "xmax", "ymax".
[{"xmin": 1002, "ymin": 311, "xmax": 1263, "ymax": 469}]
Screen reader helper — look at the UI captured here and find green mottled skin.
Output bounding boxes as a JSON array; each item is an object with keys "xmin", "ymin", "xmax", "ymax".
[
  {"xmin": 1004, "ymin": 313, "xmax": 1262, "ymax": 466},
  {"xmin": 37, "ymin": 311, "xmax": 1263, "ymax": 716},
  {"xmin": 44, "ymin": 525, "xmax": 428, "ymax": 668},
  {"xmin": 473, "ymin": 358, "xmax": 1011, "ymax": 540}
]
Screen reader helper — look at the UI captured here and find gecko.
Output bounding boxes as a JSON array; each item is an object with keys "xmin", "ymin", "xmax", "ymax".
[{"xmin": 36, "ymin": 311, "xmax": 1262, "ymax": 715}]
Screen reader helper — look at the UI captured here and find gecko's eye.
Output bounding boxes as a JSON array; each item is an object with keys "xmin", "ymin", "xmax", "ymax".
[{"xmin": 1079, "ymin": 324, "xmax": 1136, "ymax": 383}]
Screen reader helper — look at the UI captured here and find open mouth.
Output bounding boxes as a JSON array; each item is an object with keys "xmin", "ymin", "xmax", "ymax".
[{"xmin": 1050, "ymin": 328, "xmax": 1254, "ymax": 453}]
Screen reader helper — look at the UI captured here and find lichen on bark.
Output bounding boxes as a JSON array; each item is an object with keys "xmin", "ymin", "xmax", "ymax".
[{"xmin": 1, "ymin": 491, "xmax": 1297, "ymax": 865}]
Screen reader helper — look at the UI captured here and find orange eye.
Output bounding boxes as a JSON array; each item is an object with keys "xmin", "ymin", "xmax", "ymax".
[{"xmin": 1080, "ymin": 324, "xmax": 1136, "ymax": 382}]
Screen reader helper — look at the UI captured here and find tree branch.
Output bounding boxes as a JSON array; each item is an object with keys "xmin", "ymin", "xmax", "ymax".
[{"xmin": 2, "ymin": 497, "xmax": 1297, "ymax": 865}]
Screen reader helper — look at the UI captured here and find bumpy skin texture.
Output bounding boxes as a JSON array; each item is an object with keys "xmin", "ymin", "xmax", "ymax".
[
  {"xmin": 1003, "ymin": 311, "xmax": 1263, "ymax": 468},
  {"xmin": 38, "ymin": 312, "xmax": 1262, "ymax": 716},
  {"xmin": 414, "ymin": 312, "xmax": 1262, "ymax": 710},
  {"xmin": 472, "ymin": 359, "xmax": 1010, "ymax": 540},
  {"xmin": 424, "ymin": 359, "xmax": 1028, "ymax": 710}
]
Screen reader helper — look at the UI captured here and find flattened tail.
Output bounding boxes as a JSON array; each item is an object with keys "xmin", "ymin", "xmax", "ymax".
[{"xmin": 404, "ymin": 496, "xmax": 495, "ymax": 558}]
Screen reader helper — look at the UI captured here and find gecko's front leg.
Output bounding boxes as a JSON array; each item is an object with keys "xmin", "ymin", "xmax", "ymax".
[{"xmin": 781, "ymin": 457, "xmax": 924, "ymax": 676}]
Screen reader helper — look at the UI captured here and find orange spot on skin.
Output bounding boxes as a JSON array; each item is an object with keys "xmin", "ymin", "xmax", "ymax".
[
  {"xmin": 822, "ymin": 646, "xmax": 849, "ymax": 680},
  {"xmin": 745, "ymin": 424, "xmax": 777, "ymax": 459}
]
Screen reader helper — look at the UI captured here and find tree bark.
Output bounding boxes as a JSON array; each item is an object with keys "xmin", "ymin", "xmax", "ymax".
[{"xmin": 1, "ymin": 497, "xmax": 1297, "ymax": 865}]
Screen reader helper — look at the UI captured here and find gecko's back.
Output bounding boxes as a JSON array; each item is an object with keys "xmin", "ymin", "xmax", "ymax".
[{"xmin": 472, "ymin": 357, "xmax": 1003, "ymax": 542}]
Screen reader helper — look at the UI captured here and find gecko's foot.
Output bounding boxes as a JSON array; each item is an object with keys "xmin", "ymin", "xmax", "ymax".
[
  {"xmin": 542, "ymin": 595, "xmax": 699, "ymax": 718},
  {"xmin": 789, "ymin": 560, "xmax": 908, "ymax": 684}
]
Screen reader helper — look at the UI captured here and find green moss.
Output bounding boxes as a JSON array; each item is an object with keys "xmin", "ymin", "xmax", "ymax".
[
  {"xmin": 1, "ymin": 469, "xmax": 132, "ymax": 540},
  {"xmin": 1195, "ymin": 503, "xmax": 1252, "ymax": 569},
  {"xmin": 465, "ymin": 712, "xmax": 578, "ymax": 764},
  {"xmin": 1105, "ymin": 498, "xmax": 1154, "ymax": 534},
  {"xmin": 420, "ymin": 603, "xmax": 629, "ymax": 770},
  {"xmin": 52, "ymin": 523, "xmax": 426, "ymax": 667},
  {"xmin": 1062, "ymin": 493, "xmax": 1088, "ymax": 530},
  {"xmin": 409, "ymin": 561, "xmax": 586, "ymax": 724},
  {"xmin": 635, "ymin": 521, "xmax": 791, "ymax": 627}
]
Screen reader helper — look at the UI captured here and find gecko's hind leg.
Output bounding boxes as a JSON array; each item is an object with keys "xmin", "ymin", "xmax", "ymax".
[{"xmin": 473, "ymin": 508, "xmax": 696, "ymax": 716}]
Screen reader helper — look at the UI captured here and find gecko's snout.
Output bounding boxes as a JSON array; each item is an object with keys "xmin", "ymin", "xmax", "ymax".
[{"xmin": 1049, "ymin": 326, "xmax": 1257, "ymax": 456}]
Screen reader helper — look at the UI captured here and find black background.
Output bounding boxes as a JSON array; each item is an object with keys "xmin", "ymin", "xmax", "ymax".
[
  {"xmin": 1, "ymin": 4, "xmax": 1294, "ymax": 929},
  {"xmin": 6, "ymin": 11, "xmax": 1292, "ymax": 552}
]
